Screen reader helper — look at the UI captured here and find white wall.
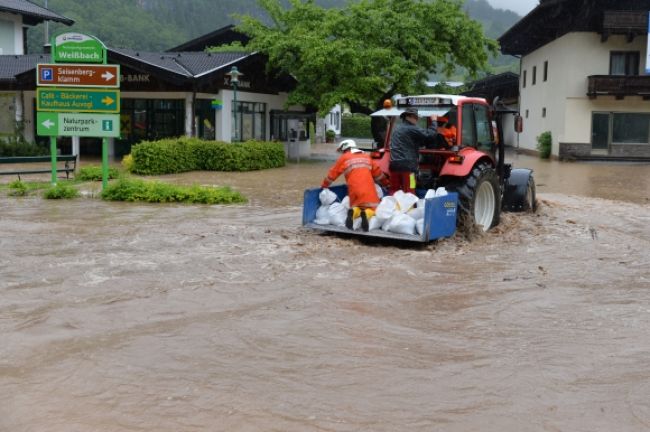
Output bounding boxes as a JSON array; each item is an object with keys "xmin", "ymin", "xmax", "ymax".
[
  {"xmin": 215, "ymin": 89, "xmax": 292, "ymax": 143},
  {"xmin": 519, "ymin": 33, "xmax": 648, "ymax": 155},
  {"xmin": 0, "ymin": 12, "xmax": 24, "ymax": 54}
]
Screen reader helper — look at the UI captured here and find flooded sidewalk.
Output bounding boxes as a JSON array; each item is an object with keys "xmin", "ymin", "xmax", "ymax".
[{"xmin": 0, "ymin": 153, "xmax": 649, "ymax": 431}]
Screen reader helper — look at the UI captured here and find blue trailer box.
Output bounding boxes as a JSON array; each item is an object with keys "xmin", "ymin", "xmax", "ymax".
[{"xmin": 302, "ymin": 185, "xmax": 457, "ymax": 242}]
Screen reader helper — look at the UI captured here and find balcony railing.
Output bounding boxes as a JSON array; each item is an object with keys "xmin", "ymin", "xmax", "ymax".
[
  {"xmin": 587, "ymin": 75, "xmax": 650, "ymax": 99},
  {"xmin": 602, "ymin": 10, "xmax": 648, "ymax": 41}
]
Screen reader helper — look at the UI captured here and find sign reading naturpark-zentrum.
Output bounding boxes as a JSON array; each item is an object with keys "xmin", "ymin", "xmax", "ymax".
[{"xmin": 52, "ymin": 33, "xmax": 106, "ymax": 64}]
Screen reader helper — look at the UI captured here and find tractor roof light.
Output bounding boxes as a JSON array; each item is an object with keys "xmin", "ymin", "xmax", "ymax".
[{"xmin": 383, "ymin": 99, "xmax": 392, "ymax": 109}]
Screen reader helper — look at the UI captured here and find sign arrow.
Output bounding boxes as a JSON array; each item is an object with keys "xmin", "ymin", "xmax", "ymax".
[
  {"xmin": 102, "ymin": 96, "xmax": 115, "ymax": 106},
  {"xmin": 101, "ymin": 71, "xmax": 114, "ymax": 81},
  {"xmin": 42, "ymin": 119, "xmax": 55, "ymax": 129}
]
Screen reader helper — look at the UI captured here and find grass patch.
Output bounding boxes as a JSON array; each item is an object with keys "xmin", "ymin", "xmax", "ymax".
[
  {"xmin": 101, "ymin": 178, "xmax": 247, "ymax": 204},
  {"xmin": 43, "ymin": 182, "xmax": 80, "ymax": 199},
  {"xmin": 4, "ymin": 179, "xmax": 51, "ymax": 196},
  {"xmin": 78, "ymin": 165, "xmax": 120, "ymax": 181}
]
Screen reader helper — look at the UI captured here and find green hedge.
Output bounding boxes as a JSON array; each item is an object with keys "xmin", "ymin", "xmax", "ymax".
[
  {"xmin": 128, "ymin": 137, "xmax": 286, "ymax": 175},
  {"xmin": 101, "ymin": 178, "xmax": 246, "ymax": 204},
  {"xmin": 341, "ymin": 114, "xmax": 372, "ymax": 138}
]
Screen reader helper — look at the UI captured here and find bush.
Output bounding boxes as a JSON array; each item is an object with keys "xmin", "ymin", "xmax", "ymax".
[
  {"xmin": 8, "ymin": 179, "xmax": 27, "ymax": 196},
  {"xmin": 101, "ymin": 178, "xmax": 247, "ymax": 204},
  {"xmin": 325, "ymin": 129, "xmax": 336, "ymax": 143},
  {"xmin": 341, "ymin": 114, "xmax": 372, "ymax": 138},
  {"xmin": 43, "ymin": 182, "xmax": 79, "ymax": 199},
  {"xmin": 78, "ymin": 165, "xmax": 120, "ymax": 181},
  {"xmin": 0, "ymin": 138, "xmax": 49, "ymax": 156},
  {"xmin": 121, "ymin": 154, "xmax": 134, "ymax": 173},
  {"xmin": 129, "ymin": 138, "xmax": 285, "ymax": 175},
  {"xmin": 536, "ymin": 131, "xmax": 552, "ymax": 159}
]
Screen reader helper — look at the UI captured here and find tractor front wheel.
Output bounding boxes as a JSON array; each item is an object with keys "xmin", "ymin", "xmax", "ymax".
[{"xmin": 448, "ymin": 162, "xmax": 501, "ymax": 232}]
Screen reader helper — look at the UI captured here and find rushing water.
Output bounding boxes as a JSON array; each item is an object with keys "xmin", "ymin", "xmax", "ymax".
[{"xmin": 1, "ymin": 152, "xmax": 649, "ymax": 431}]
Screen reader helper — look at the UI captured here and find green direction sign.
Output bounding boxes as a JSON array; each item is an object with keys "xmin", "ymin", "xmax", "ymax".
[
  {"xmin": 52, "ymin": 33, "xmax": 106, "ymax": 64},
  {"xmin": 37, "ymin": 88, "xmax": 120, "ymax": 113},
  {"xmin": 37, "ymin": 112, "xmax": 120, "ymax": 137}
]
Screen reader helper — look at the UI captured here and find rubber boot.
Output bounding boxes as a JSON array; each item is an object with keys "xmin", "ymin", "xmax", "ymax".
[
  {"xmin": 360, "ymin": 209, "xmax": 369, "ymax": 232},
  {"xmin": 345, "ymin": 208, "xmax": 354, "ymax": 230}
]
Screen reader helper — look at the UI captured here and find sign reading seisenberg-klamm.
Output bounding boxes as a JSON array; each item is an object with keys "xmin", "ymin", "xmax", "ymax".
[{"xmin": 52, "ymin": 33, "xmax": 106, "ymax": 64}]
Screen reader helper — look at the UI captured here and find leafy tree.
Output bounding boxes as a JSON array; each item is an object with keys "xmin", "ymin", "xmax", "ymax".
[{"xmin": 237, "ymin": 0, "xmax": 498, "ymax": 114}]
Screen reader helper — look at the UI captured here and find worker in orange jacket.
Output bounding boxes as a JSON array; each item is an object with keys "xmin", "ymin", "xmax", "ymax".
[
  {"xmin": 436, "ymin": 116, "xmax": 457, "ymax": 147},
  {"xmin": 321, "ymin": 139, "xmax": 390, "ymax": 231}
]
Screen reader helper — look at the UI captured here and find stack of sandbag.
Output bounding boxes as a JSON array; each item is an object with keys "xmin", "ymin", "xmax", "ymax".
[
  {"xmin": 369, "ymin": 188, "xmax": 449, "ymax": 235},
  {"xmin": 315, "ymin": 186, "xmax": 447, "ymax": 235},
  {"xmin": 314, "ymin": 186, "xmax": 385, "ymax": 229}
]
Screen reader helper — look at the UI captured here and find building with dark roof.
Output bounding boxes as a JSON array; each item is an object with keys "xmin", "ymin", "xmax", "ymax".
[
  {"xmin": 0, "ymin": 24, "xmax": 317, "ymax": 159},
  {"xmin": 499, "ymin": 0, "xmax": 650, "ymax": 160}
]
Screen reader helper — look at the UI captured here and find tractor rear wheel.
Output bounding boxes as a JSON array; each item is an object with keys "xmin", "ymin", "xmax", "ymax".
[{"xmin": 448, "ymin": 162, "xmax": 501, "ymax": 232}]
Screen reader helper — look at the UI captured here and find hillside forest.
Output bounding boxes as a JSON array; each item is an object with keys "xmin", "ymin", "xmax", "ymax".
[{"xmin": 26, "ymin": 0, "xmax": 521, "ymax": 77}]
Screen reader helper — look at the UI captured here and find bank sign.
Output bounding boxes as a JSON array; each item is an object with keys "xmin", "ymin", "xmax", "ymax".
[{"xmin": 52, "ymin": 33, "xmax": 106, "ymax": 64}]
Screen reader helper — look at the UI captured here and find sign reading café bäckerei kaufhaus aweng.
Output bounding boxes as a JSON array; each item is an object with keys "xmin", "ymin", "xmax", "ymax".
[{"xmin": 52, "ymin": 33, "xmax": 106, "ymax": 64}]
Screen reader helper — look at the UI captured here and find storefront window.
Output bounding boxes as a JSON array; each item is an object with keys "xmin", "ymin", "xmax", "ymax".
[
  {"xmin": 232, "ymin": 101, "xmax": 266, "ymax": 141},
  {"xmin": 120, "ymin": 99, "xmax": 184, "ymax": 143},
  {"xmin": 612, "ymin": 113, "xmax": 650, "ymax": 144}
]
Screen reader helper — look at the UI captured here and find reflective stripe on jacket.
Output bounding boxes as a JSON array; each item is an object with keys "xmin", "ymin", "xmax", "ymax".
[{"xmin": 322, "ymin": 151, "xmax": 387, "ymax": 208}]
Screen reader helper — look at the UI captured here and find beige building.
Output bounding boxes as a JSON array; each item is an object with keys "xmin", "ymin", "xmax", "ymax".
[{"xmin": 500, "ymin": 0, "xmax": 650, "ymax": 160}]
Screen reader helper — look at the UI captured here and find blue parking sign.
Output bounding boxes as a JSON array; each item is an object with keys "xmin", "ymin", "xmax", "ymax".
[{"xmin": 41, "ymin": 68, "xmax": 53, "ymax": 81}]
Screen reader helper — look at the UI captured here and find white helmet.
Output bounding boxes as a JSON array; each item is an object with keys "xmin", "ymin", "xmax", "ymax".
[{"xmin": 337, "ymin": 139, "xmax": 357, "ymax": 152}]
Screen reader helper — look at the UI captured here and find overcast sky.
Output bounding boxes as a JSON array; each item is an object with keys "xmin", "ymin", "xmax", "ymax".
[{"xmin": 486, "ymin": 0, "xmax": 538, "ymax": 16}]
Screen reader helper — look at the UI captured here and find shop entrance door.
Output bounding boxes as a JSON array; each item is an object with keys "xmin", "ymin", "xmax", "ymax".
[{"xmin": 591, "ymin": 113, "xmax": 609, "ymax": 153}]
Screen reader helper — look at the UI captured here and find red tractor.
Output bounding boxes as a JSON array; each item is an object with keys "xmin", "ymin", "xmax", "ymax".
[{"xmin": 370, "ymin": 94, "xmax": 536, "ymax": 231}]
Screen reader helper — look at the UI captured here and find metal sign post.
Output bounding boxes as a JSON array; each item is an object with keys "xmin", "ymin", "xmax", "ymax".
[{"xmin": 36, "ymin": 32, "xmax": 120, "ymax": 188}]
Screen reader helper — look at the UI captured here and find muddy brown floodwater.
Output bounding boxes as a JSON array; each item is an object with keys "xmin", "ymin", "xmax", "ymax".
[{"xmin": 1, "ymin": 152, "xmax": 649, "ymax": 431}]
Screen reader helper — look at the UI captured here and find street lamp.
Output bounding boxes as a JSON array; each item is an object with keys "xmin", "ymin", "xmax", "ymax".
[{"xmin": 226, "ymin": 66, "xmax": 243, "ymax": 142}]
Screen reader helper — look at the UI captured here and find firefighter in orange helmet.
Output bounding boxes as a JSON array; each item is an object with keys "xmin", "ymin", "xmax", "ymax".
[{"xmin": 321, "ymin": 139, "xmax": 390, "ymax": 231}]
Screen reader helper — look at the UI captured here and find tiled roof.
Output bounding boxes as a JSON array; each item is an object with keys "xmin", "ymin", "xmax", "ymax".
[
  {"xmin": 0, "ymin": 49, "xmax": 254, "ymax": 84},
  {"xmin": 110, "ymin": 48, "xmax": 253, "ymax": 77},
  {"xmin": 0, "ymin": 0, "xmax": 74, "ymax": 25},
  {"xmin": 0, "ymin": 53, "xmax": 49, "ymax": 80}
]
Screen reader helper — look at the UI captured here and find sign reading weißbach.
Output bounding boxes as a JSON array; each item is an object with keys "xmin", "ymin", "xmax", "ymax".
[{"xmin": 52, "ymin": 33, "xmax": 106, "ymax": 64}]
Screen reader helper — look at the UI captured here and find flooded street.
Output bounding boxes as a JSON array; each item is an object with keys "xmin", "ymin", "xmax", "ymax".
[{"xmin": 1, "ymin": 152, "xmax": 649, "ymax": 431}]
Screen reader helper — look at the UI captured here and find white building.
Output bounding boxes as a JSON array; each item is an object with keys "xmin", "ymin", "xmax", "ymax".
[
  {"xmin": 0, "ymin": 0, "xmax": 72, "ymax": 135},
  {"xmin": 500, "ymin": 0, "xmax": 650, "ymax": 160}
]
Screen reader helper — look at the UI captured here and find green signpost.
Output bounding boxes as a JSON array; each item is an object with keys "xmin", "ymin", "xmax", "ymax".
[
  {"xmin": 37, "ymin": 32, "xmax": 119, "ymax": 188},
  {"xmin": 37, "ymin": 88, "xmax": 120, "ymax": 113},
  {"xmin": 37, "ymin": 112, "xmax": 120, "ymax": 137}
]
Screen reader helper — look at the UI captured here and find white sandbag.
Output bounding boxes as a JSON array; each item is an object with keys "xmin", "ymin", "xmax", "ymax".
[
  {"xmin": 393, "ymin": 190, "xmax": 418, "ymax": 213},
  {"xmin": 319, "ymin": 188, "xmax": 337, "ymax": 205},
  {"xmin": 435, "ymin": 187, "xmax": 448, "ymax": 197},
  {"xmin": 328, "ymin": 202, "xmax": 348, "ymax": 226},
  {"xmin": 352, "ymin": 217, "xmax": 362, "ymax": 230},
  {"xmin": 375, "ymin": 196, "xmax": 398, "ymax": 221},
  {"xmin": 368, "ymin": 216, "xmax": 383, "ymax": 231},
  {"xmin": 424, "ymin": 189, "xmax": 436, "ymax": 199},
  {"xmin": 385, "ymin": 213, "xmax": 416, "ymax": 235},
  {"xmin": 314, "ymin": 205, "xmax": 330, "ymax": 225},
  {"xmin": 341, "ymin": 195, "xmax": 350, "ymax": 209},
  {"xmin": 408, "ymin": 205, "xmax": 424, "ymax": 220},
  {"xmin": 416, "ymin": 218, "xmax": 424, "ymax": 235}
]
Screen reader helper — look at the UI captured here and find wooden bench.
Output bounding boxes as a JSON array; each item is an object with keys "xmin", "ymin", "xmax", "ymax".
[{"xmin": 0, "ymin": 155, "xmax": 77, "ymax": 180}]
